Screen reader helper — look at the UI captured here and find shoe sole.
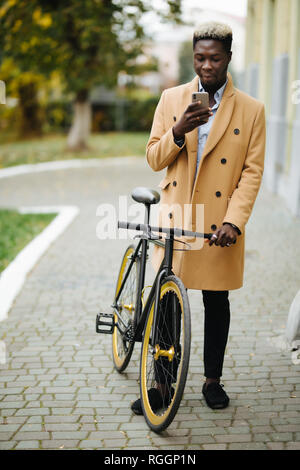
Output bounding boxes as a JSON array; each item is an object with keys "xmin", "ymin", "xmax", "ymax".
[
  {"xmin": 202, "ymin": 391, "xmax": 229, "ymax": 410},
  {"xmin": 206, "ymin": 401, "xmax": 229, "ymax": 409},
  {"xmin": 131, "ymin": 388, "xmax": 175, "ymax": 416},
  {"xmin": 131, "ymin": 408, "xmax": 143, "ymax": 415}
]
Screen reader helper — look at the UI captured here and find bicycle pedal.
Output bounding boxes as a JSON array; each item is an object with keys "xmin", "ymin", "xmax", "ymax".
[{"xmin": 96, "ymin": 313, "xmax": 115, "ymax": 334}]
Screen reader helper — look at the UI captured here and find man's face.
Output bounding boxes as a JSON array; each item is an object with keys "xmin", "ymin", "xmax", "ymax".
[{"xmin": 193, "ymin": 39, "xmax": 232, "ymax": 90}]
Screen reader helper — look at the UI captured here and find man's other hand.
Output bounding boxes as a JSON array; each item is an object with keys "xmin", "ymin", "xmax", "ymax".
[{"xmin": 208, "ymin": 224, "xmax": 238, "ymax": 247}]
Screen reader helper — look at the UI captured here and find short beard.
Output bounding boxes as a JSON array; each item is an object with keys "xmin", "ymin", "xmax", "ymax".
[
  {"xmin": 202, "ymin": 78, "xmax": 226, "ymax": 94},
  {"xmin": 199, "ymin": 64, "xmax": 229, "ymax": 93}
]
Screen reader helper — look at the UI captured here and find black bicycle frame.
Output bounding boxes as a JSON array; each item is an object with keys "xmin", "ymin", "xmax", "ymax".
[
  {"xmin": 114, "ymin": 216, "xmax": 210, "ymax": 344},
  {"xmin": 113, "ymin": 231, "xmax": 175, "ymax": 344}
]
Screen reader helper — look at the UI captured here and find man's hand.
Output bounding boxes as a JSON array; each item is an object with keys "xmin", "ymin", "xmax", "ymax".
[
  {"xmin": 173, "ymin": 102, "xmax": 213, "ymax": 139},
  {"xmin": 208, "ymin": 224, "xmax": 238, "ymax": 247}
]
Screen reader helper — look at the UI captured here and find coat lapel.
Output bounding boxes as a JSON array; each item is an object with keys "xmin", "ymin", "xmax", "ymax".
[
  {"xmin": 191, "ymin": 73, "xmax": 236, "ymax": 196},
  {"xmin": 201, "ymin": 73, "xmax": 235, "ymax": 161},
  {"xmin": 185, "ymin": 75, "xmax": 199, "ymax": 155},
  {"xmin": 183, "ymin": 76, "xmax": 200, "ymax": 196},
  {"xmin": 177, "ymin": 73, "xmax": 236, "ymax": 198}
]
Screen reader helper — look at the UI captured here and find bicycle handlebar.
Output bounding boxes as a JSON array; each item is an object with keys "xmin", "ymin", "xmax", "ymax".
[{"xmin": 118, "ymin": 221, "xmax": 212, "ymax": 239}]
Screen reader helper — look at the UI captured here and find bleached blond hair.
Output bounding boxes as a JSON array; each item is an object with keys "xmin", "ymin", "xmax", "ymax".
[{"xmin": 193, "ymin": 22, "xmax": 233, "ymax": 52}]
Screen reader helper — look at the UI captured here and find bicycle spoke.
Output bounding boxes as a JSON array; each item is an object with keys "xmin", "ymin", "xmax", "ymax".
[
  {"xmin": 140, "ymin": 276, "xmax": 191, "ymax": 432},
  {"xmin": 112, "ymin": 246, "xmax": 139, "ymax": 372},
  {"xmin": 116, "ymin": 266, "xmax": 135, "ymax": 357},
  {"xmin": 145, "ymin": 290, "xmax": 182, "ymax": 413}
]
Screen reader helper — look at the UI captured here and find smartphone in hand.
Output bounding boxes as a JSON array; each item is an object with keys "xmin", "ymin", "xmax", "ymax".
[{"xmin": 192, "ymin": 92, "xmax": 209, "ymax": 107}]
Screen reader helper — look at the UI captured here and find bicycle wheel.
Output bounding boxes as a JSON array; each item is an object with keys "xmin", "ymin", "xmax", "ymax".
[
  {"xmin": 140, "ymin": 275, "xmax": 191, "ymax": 433},
  {"xmin": 112, "ymin": 244, "xmax": 139, "ymax": 372}
]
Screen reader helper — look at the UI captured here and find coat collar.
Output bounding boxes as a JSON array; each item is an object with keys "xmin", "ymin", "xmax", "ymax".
[{"xmin": 184, "ymin": 72, "xmax": 236, "ymax": 196}]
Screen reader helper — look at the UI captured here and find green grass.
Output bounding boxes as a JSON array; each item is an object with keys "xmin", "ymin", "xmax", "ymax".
[
  {"xmin": 0, "ymin": 132, "xmax": 149, "ymax": 168},
  {"xmin": 0, "ymin": 209, "xmax": 57, "ymax": 272}
]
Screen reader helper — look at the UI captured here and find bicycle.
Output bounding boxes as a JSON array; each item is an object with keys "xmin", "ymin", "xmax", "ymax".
[{"xmin": 96, "ymin": 187, "xmax": 211, "ymax": 433}]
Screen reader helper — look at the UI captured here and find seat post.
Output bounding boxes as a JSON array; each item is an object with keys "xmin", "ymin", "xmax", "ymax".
[
  {"xmin": 163, "ymin": 234, "xmax": 174, "ymax": 276},
  {"xmin": 144, "ymin": 203, "xmax": 150, "ymax": 225},
  {"xmin": 136, "ymin": 203, "xmax": 150, "ymax": 322}
]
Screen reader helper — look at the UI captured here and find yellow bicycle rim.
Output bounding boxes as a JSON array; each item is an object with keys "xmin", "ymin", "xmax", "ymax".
[
  {"xmin": 112, "ymin": 246, "xmax": 135, "ymax": 369},
  {"xmin": 141, "ymin": 280, "xmax": 184, "ymax": 427}
]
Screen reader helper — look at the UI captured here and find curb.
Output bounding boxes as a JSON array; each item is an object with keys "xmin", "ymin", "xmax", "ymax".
[
  {"xmin": 0, "ymin": 156, "xmax": 142, "ymax": 179},
  {"xmin": 0, "ymin": 205, "xmax": 79, "ymax": 322}
]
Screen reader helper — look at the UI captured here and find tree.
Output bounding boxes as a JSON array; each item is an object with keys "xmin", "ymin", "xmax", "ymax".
[
  {"xmin": 0, "ymin": 58, "xmax": 45, "ymax": 139},
  {"xmin": 0, "ymin": 0, "xmax": 182, "ymax": 149},
  {"xmin": 178, "ymin": 40, "xmax": 195, "ymax": 85}
]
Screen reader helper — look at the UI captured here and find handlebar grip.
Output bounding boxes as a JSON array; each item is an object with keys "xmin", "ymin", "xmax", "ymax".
[
  {"xmin": 118, "ymin": 221, "xmax": 139, "ymax": 230},
  {"xmin": 118, "ymin": 221, "xmax": 210, "ymax": 239},
  {"xmin": 117, "ymin": 222, "xmax": 237, "ymax": 244}
]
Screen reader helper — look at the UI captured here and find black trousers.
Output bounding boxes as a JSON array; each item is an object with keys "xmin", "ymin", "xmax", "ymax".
[
  {"xmin": 202, "ymin": 290, "xmax": 230, "ymax": 379},
  {"xmin": 154, "ymin": 290, "xmax": 230, "ymax": 383}
]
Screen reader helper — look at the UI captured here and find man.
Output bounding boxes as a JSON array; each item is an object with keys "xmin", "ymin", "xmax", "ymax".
[{"xmin": 131, "ymin": 22, "xmax": 266, "ymax": 413}]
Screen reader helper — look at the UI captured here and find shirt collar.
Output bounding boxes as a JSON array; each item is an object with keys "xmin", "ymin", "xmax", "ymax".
[{"xmin": 198, "ymin": 78, "xmax": 228, "ymax": 106}]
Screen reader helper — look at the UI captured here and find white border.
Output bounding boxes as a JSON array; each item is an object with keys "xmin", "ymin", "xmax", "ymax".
[
  {"xmin": 0, "ymin": 156, "xmax": 141, "ymax": 321},
  {"xmin": 0, "ymin": 156, "xmax": 141, "ymax": 179},
  {"xmin": 0, "ymin": 205, "xmax": 79, "ymax": 321}
]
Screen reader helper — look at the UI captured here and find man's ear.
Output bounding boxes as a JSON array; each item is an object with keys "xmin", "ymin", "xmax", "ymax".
[{"xmin": 228, "ymin": 51, "xmax": 232, "ymax": 64}]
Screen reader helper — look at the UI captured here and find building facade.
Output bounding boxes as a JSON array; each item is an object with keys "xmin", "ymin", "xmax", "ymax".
[
  {"xmin": 137, "ymin": 7, "xmax": 246, "ymax": 92},
  {"xmin": 244, "ymin": 0, "xmax": 300, "ymax": 217}
]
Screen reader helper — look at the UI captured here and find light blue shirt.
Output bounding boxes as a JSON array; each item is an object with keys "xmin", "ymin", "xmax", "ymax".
[{"xmin": 195, "ymin": 78, "xmax": 228, "ymax": 179}]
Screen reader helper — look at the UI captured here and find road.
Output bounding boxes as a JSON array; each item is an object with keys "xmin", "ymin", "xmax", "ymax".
[{"xmin": 0, "ymin": 157, "xmax": 299, "ymax": 450}]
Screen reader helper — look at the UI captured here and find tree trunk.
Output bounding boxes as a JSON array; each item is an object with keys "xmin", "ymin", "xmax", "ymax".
[
  {"xmin": 67, "ymin": 89, "xmax": 91, "ymax": 151},
  {"xmin": 18, "ymin": 81, "xmax": 43, "ymax": 139}
]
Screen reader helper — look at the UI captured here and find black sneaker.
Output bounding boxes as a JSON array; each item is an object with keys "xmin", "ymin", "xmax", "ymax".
[
  {"xmin": 131, "ymin": 387, "xmax": 174, "ymax": 415},
  {"xmin": 202, "ymin": 382, "xmax": 229, "ymax": 409}
]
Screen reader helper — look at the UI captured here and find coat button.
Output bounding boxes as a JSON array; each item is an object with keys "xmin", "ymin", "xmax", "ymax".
[
  {"xmin": 234, "ymin": 128, "xmax": 240, "ymax": 135},
  {"xmin": 215, "ymin": 191, "xmax": 221, "ymax": 197},
  {"xmin": 173, "ymin": 116, "xmax": 176, "ymax": 122},
  {"xmin": 211, "ymin": 224, "xmax": 217, "ymax": 230},
  {"xmin": 168, "ymin": 212, "xmax": 173, "ymax": 219},
  {"xmin": 173, "ymin": 181, "xmax": 177, "ymax": 186},
  {"xmin": 221, "ymin": 158, "xmax": 227, "ymax": 164}
]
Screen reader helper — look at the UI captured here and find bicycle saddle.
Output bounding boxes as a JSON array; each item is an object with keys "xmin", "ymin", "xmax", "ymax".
[{"xmin": 131, "ymin": 187, "xmax": 160, "ymax": 205}]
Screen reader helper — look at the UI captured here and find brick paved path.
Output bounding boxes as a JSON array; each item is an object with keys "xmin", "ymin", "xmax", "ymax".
[{"xmin": 0, "ymin": 157, "xmax": 299, "ymax": 450}]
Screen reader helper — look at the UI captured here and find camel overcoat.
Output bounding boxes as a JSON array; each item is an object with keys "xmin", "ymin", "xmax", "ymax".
[{"xmin": 146, "ymin": 73, "xmax": 266, "ymax": 291}]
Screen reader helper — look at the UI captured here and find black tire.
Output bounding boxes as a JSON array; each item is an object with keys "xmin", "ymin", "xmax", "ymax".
[
  {"xmin": 112, "ymin": 245, "xmax": 139, "ymax": 372},
  {"xmin": 140, "ymin": 275, "xmax": 191, "ymax": 433}
]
